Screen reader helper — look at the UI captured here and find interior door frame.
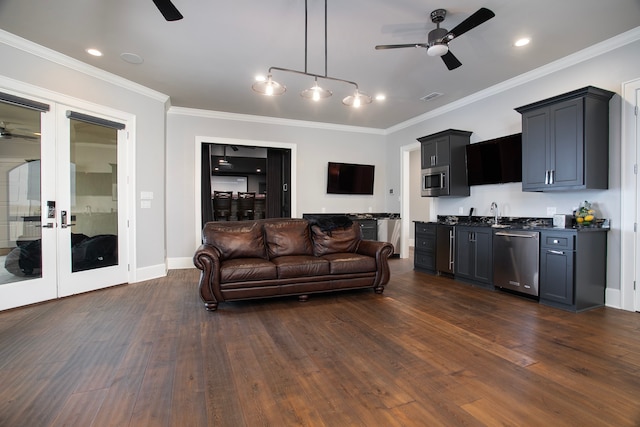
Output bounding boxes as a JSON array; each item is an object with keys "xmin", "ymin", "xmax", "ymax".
[
  {"xmin": 621, "ymin": 77, "xmax": 640, "ymax": 312},
  {"xmin": 193, "ymin": 136, "xmax": 297, "ymax": 251}
]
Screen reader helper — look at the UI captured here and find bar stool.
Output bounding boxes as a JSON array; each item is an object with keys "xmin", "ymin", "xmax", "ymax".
[
  {"xmin": 213, "ymin": 191, "xmax": 233, "ymax": 221},
  {"xmin": 237, "ymin": 192, "xmax": 256, "ymax": 220}
]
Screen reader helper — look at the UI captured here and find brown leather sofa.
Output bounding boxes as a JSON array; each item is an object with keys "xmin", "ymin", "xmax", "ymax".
[{"xmin": 193, "ymin": 217, "xmax": 394, "ymax": 311}]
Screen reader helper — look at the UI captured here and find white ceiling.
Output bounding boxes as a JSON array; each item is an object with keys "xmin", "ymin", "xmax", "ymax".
[{"xmin": 1, "ymin": 0, "xmax": 639, "ymax": 129}]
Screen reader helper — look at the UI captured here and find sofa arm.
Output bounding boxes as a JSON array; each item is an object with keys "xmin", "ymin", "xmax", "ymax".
[
  {"xmin": 356, "ymin": 240, "xmax": 394, "ymax": 289},
  {"xmin": 193, "ymin": 244, "xmax": 223, "ymax": 311}
]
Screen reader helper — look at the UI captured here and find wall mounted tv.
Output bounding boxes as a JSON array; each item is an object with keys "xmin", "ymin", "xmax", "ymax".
[
  {"xmin": 327, "ymin": 162, "xmax": 375, "ymax": 195},
  {"xmin": 466, "ymin": 133, "xmax": 522, "ymax": 186}
]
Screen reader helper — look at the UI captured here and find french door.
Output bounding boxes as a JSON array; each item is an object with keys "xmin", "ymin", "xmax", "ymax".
[{"xmin": 0, "ymin": 95, "xmax": 129, "ymax": 311}]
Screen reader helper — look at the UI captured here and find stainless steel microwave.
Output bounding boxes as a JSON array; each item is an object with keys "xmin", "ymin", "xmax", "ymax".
[{"xmin": 421, "ymin": 165, "xmax": 450, "ymax": 197}]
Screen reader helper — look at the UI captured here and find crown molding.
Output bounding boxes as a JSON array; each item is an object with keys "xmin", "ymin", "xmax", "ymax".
[
  {"xmin": 0, "ymin": 29, "xmax": 170, "ymax": 104},
  {"xmin": 168, "ymin": 106, "xmax": 386, "ymax": 135},
  {"xmin": 387, "ymin": 25, "xmax": 640, "ymax": 134}
]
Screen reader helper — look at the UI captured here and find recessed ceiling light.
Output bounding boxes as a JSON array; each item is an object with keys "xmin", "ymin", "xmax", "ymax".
[
  {"xmin": 86, "ymin": 48, "xmax": 103, "ymax": 57},
  {"xmin": 120, "ymin": 52, "xmax": 144, "ymax": 64},
  {"xmin": 514, "ymin": 38, "xmax": 530, "ymax": 47},
  {"xmin": 375, "ymin": 94, "xmax": 386, "ymax": 101},
  {"xmin": 255, "ymin": 75, "xmax": 266, "ymax": 82}
]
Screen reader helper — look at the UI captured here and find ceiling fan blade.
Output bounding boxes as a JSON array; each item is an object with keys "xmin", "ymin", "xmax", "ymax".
[
  {"xmin": 445, "ymin": 7, "xmax": 494, "ymax": 40},
  {"xmin": 152, "ymin": 0, "xmax": 183, "ymax": 21},
  {"xmin": 441, "ymin": 51, "xmax": 462, "ymax": 70},
  {"xmin": 375, "ymin": 43, "xmax": 428, "ymax": 50}
]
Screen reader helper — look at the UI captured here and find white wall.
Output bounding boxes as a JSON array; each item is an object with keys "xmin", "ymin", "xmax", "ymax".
[
  {"xmin": 165, "ymin": 110, "xmax": 387, "ymax": 262},
  {"xmin": 0, "ymin": 34, "xmax": 169, "ymax": 279},
  {"xmin": 386, "ymin": 37, "xmax": 640, "ymax": 297}
]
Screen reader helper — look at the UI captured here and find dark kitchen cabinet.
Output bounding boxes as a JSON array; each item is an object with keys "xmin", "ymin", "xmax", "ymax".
[
  {"xmin": 418, "ymin": 129, "xmax": 471, "ymax": 197},
  {"xmin": 516, "ymin": 86, "xmax": 614, "ymax": 192},
  {"xmin": 539, "ymin": 229, "xmax": 607, "ymax": 312},
  {"xmin": 455, "ymin": 226, "xmax": 493, "ymax": 287},
  {"xmin": 414, "ymin": 222, "xmax": 437, "ymax": 273}
]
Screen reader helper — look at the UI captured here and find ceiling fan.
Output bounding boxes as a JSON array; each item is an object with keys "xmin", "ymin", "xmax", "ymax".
[
  {"xmin": 0, "ymin": 122, "xmax": 38, "ymax": 140},
  {"xmin": 152, "ymin": 0, "xmax": 183, "ymax": 21},
  {"xmin": 375, "ymin": 7, "xmax": 495, "ymax": 70}
]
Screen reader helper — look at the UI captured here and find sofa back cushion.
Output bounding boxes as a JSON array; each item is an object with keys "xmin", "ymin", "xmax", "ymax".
[
  {"xmin": 311, "ymin": 222, "xmax": 362, "ymax": 256},
  {"xmin": 202, "ymin": 221, "xmax": 266, "ymax": 261},
  {"xmin": 263, "ymin": 219, "xmax": 314, "ymax": 259}
]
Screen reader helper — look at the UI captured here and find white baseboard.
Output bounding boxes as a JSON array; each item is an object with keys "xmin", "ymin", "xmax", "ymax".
[
  {"xmin": 133, "ymin": 263, "xmax": 168, "ymax": 283},
  {"xmin": 167, "ymin": 257, "xmax": 196, "ymax": 270},
  {"xmin": 605, "ymin": 287, "xmax": 622, "ymax": 310}
]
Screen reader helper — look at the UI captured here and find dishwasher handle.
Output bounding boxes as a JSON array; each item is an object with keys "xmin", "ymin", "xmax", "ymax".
[{"xmin": 495, "ymin": 232, "xmax": 538, "ymax": 238}]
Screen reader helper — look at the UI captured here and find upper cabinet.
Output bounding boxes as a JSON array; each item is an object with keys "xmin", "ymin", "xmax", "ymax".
[
  {"xmin": 418, "ymin": 129, "xmax": 471, "ymax": 197},
  {"xmin": 515, "ymin": 86, "xmax": 614, "ymax": 192}
]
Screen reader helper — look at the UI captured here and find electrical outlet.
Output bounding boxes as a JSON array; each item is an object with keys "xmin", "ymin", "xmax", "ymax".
[
  {"xmin": 547, "ymin": 207, "xmax": 557, "ymax": 215},
  {"xmin": 389, "ymin": 189, "xmax": 393, "ymax": 194}
]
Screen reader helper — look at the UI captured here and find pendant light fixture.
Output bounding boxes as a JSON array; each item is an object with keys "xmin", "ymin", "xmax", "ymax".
[{"xmin": 251, "ymin": 0, "xmax": 371, "ymax": 108}]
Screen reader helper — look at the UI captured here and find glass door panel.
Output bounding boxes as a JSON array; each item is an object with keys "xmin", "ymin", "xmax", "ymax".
[
  {"xmin": 0, "ymin": 104, "xmax": 42, "ymax": 283},
  {"xmin": 68, "ymin": 119, "xmax": 118, "ymax": 272}
]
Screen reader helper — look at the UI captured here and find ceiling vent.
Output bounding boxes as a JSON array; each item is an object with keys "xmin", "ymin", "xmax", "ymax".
[{"xmin": 420, "ymin": 92, "xmax": 443, "ymax": 102}]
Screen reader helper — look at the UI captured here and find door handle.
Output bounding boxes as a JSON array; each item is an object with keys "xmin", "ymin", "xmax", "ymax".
[
  {"xmin": 60, "ymin": 210, "xmax": 76, "ymax": 229},
  {"xmin": 40, "ymin": 223, "xmax": 54, "ymax": 228}
]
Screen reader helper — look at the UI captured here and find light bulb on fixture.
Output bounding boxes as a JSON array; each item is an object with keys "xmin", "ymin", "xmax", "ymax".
[
  {"xmin": 300, "ymin": 78, "xmax": 332, "ymax": 101},
  {"xmin": 342, "ymin": 89, "xmax": 372, "ymax": 108},
  {"xmin": 252, "ymin": 74, "xmax": 286, "ymax": 96}
]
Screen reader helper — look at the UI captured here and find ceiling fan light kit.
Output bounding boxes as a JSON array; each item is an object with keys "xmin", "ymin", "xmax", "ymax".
[
  {"xmin": 252, "ymin": 0, "xmax": 371, "ymax": 108},
  {"xmin": 427, "ymin": 44, "xmax": 448, "ymax": 57}
]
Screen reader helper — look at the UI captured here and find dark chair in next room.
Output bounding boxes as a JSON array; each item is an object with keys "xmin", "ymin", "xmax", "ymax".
[
  {"xmin": 237, "ymin": 192, "xmax": 256, "ymax": 220},
  {"xmin": 213, "ymin": 191, "xmax": 233, "ymax": 221}
]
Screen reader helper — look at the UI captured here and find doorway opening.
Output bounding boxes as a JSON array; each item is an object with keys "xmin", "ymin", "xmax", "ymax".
[{"xmin": 193, "ymin": 137, "xmax": 297, "ymax": 249}]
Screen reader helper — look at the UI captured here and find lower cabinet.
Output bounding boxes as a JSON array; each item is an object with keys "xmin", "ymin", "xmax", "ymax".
[
  {"xmin": 455, "ymin": 226, "xmax": 493, "ymax": 287},
  {"xmin": 414, "ymin": 222, "xmax": 437, "ymax": 273},
  {"xmin": 539, "ymin": 230, "xmax": 607, "ymax": 312}
]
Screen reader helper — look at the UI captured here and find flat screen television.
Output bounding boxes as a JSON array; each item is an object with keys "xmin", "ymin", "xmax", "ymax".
[
  {"xmin": 466, "ymin": 133, "xmax": 522, "ymax": 186},
  {"xmin": 327, "ymin": 162, "xmax": 375, "ymax": 195}
]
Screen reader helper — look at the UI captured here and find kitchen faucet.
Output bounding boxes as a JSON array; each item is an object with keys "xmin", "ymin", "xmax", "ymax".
[{"xmin": 490, "ymin": 202, "xmax": 499, "ymax": 224}]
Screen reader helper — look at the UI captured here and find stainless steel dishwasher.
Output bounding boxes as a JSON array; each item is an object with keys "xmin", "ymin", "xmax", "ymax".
[
  {"xmin": 492, "ymin": 230, "xmax": 540, "ymax": 296},
  {"xmin": 377, "ymin": 217, "xmax": 400, "ymax": 255}
]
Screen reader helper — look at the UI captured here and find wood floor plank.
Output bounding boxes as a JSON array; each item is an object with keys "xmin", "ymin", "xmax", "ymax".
[{"xmin": 1, "ymin": 259, "xmax": 640, "ymax": 426}]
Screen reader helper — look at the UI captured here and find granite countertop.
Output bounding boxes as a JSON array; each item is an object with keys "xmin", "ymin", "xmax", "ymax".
[{"xmin": 414, "ymin": 215, "xmax": 610, "ymax": 231}]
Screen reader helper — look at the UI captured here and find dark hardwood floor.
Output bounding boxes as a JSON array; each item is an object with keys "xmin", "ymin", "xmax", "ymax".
[{"xmin": 1, "ymin": 255, "xmax": 640, "ymax": 426}]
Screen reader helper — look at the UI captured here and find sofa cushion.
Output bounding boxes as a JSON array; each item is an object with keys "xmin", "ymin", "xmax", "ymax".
[
  {"xmin": 203, "ymin": 221, "xmax": 266, "ymax": 261},
  {"xmin": 311, "ymin": 222, "xmax": 362, "ymax": 256},
  {"xmin": 220, "ymin": 258, "xmax": 277, "ymax": 283},
  {"xmin": 321, "ymin": 253, "xmax": 376, "ymax": 274},
  {"xmin": 271, "ymin": 255, "xmax": 330, "ymax": 279},
  {"xmin": 264, "ymin": 219, "xmax": 314, "ymax": 259}
]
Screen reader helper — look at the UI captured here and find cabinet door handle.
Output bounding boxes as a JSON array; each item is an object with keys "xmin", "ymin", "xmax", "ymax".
[
  {"xmin": 449, "ymin": 230, "xmax": 455, "ymax": 269},
  {"xmin": 548, "ymin": 249, "xmax": 564, "ymax": 255},
  {"xmin": 549, "ymin": 169, "xmax": 555, "ymax": 185},
  {"xmin": 544, "ymin": 170, "xmax": 549, "ymax": 185}
]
